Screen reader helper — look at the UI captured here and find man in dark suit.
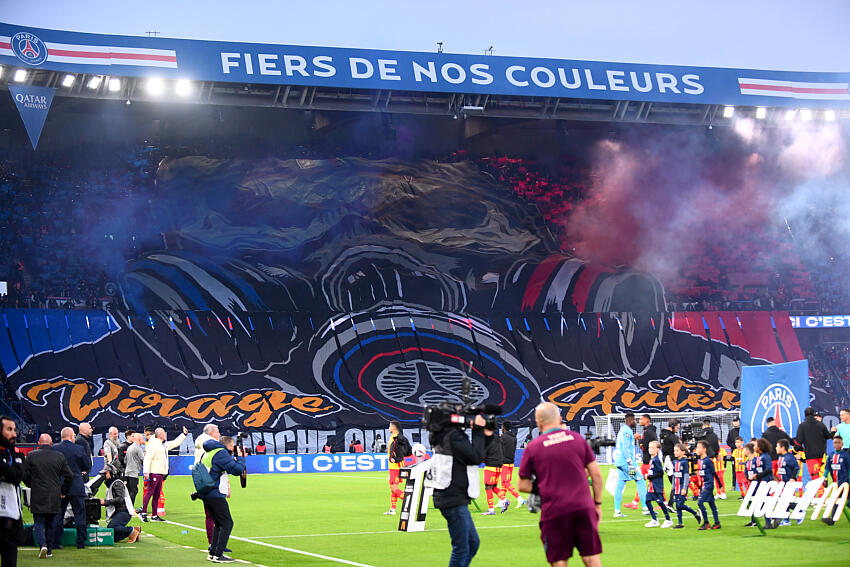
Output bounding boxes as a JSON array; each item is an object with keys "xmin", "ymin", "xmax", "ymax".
[
  {"xmin": 22, "ymin": 434, "xmax": 73, "ymax": 558},
  {"xmin": 52, "ymin": 427, "xmax": 90, "ymax": 549}
]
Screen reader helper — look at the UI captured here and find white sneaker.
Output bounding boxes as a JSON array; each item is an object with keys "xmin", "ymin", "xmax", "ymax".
[
  {"xmin": 718, "ymin": 493, "xmax": 727, "ymax": 500},
  {"xmin": 383, "ymin": 509, "xmax": 396, "ymax": 515},
  {"xmin": 38, "ymin": 547, "xmax": 48, "ymax": 559},
  {"xmin": 516, "ymin": 497, "xmax": 527, "ymax": 508},
  {"xmin": 613, "ymin": 511, "xmax": 627, "ymax": 518},
  {"xmin": 644, "ymin": 519, "xmax": 660, "ymax": 527},
  {"xmin": 642, "ymin": 508, "xmax": 651, "ymax": 516},
  {"xmin": 661, "ymin": 519, "xmax": 674, "ymax": 528}
]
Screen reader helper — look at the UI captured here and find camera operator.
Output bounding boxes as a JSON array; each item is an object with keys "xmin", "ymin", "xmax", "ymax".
[
  {"xmin": 701, "ymin": 420, "xmax": 719, "ymax": 457},
  {"xmin": 519, "ymin": 403, "xmax": 603, "ymax": 567},
  {"xmin": 429, "ymin": 413, "xmax": 490, "ymax": 567},
  {"xmin": 199, "ymin": 425, "xmax": 246, "ymax": 564}
]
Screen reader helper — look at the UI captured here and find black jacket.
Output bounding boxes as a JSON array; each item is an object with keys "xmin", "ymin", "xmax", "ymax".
[
  {"xmin": 53, "ymin": 440, "xmax": 90, "ymax": 496},
  {"xmin": 795, "ymin": 417, "xmax": 832, "ymax": 460},
  {"xmin": 660, "ymin": 429, "xmax": 679, "ymax": 459},
  {"xmin": 0, "ymin": 446, "xmax": 24, "ymax": 523},
  {"xmin": 640, "ymin": 425, "xmax": 658, "ymax": 465},
  {"xmin": 500, "ymin": 431, "xmax": 517, "ymax": 465},
  {"xmin": 389, "ymin": 434, "xmax": 412, "ymax": 464},
  {"xmin": 762, "ymin": 426, "xmax": 792, "ymax": 460},
  {"xmin": 703, "ymin": 429, "xmax": 720, "ymax": 458},
  {"xmin": 726, "ymin": 427, "xmax": 740, "ymax": 449},
  {"xmin": 483, "ymin": 433, "xmax": 503, "ymax": 468},
  {"xmin": 430, "ymin": 428, "xmax": 487, "ymax": 509},
  {"xmin": 22, "ymin": 447, "xmax": 73, "ymax": 514}
]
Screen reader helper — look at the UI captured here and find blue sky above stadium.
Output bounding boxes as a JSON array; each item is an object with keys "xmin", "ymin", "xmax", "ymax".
[{"xmin": 4, "ymin": 0, "xmax": 850, "ymax": 72}]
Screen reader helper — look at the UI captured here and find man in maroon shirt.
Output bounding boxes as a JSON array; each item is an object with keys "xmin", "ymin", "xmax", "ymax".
[{"xmin": 519, "ymin": 403, "xmax": 603, "ymax": 567}]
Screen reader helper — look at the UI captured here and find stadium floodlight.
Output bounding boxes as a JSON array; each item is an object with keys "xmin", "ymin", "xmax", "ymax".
[
  {"xmin": 825, "ymin": 109, "xmax": 836, "ymax": 121},
  {"xmin": 799, "ymin": 108, "xmax": 812, "ymax": 121},
  {"xmin": 108, "ymin": 78, "xmax": 121, "ymax": 92},
  {"xmin": 722, "ymin": 106, "xmax": 734, "ymax": 118},
  {"xmin": 87, "ymin": 75, "xmax": 103, "ymax": 89},
  {"xmin": 755, "ymin": 107, "xmax": 767, "ymax": 119},
  {"xmin": 146, "ymin": 77, "xmax": 165, "ymax": 96},
  {"xmin": 784, "ymin": 109, "xmax": 797, "ymax": 121},
  {"xmin": 13, "ymin": 69, "xmax": 27, "ymax": 82},
  {"xmin": 62, "ymin": 74, "xmax": 76, "ymax": 87},
  {"xmin": 461, "ymin": 105, "xmax": 485, "ymax": 113},
  {"xmin": 175, "ymin": 79, "xmax": 193, "ymax": 97}
]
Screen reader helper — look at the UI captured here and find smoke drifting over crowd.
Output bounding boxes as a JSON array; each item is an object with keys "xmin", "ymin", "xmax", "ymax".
[{"xmin": 566, "ymin": 119, "xmax": 850, "ymax": 279}]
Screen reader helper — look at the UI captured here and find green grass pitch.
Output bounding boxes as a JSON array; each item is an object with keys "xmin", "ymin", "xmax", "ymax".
[{"xmin": 17, "ymin": 466, "xmax": 849, "ymax": 566}]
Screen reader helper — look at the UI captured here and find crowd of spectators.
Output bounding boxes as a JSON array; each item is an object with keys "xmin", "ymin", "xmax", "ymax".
[
  {"xmin": 0, "ymin": 145, "xmax": 160, "ymax": 310},
  {"xmin": 804, "ymin": 344, "xmax": 850, "ymax": 412},
  {"xmin": 0, "ymin": 147, "xmax": 848, "ymax": 314}
]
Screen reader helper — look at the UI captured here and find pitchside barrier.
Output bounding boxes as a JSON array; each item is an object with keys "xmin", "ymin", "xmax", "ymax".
[
  {"xmin": 593, "ymin": 410, "xmax": 738, "ymax": 464},
  {"xmin": 91, "ymin": 451, "xmax": 529, "ymax": 475}
]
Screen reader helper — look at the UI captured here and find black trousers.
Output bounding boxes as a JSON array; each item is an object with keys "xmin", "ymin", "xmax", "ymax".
[
  {"xmin": 0, "ymin": 518, "xmax": 22, "ymax": 567},
  {"xmin": 124, "ymin": 476, "xmax": 139, "ymax": 505},
  {"xmin": 203, "ymin": 498, "xmax": 234, "ymax": 558},
  {"xmin": 53, "ymin": 495, "xmax": 86, "ymax": 548}
]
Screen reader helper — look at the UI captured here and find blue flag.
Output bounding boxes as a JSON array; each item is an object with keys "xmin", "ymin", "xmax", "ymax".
[
  {"xmin": 740, "ymin": 359, "xmax": 809, "ymax": 441},
  {"xmin": 9, "ymin": 85, "xmax": 55, "ymax": 150}
]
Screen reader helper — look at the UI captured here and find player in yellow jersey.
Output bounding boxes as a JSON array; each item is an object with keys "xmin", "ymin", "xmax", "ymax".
[
  {"xmin": 731, "ymin": 437, "xmax": 747, "ymax": 497},
  {"xmin": 712, "ymin": 445, "xmax": 727, "ymax": 499},
  {"xmin": 383, "ymin": 421, "xmax": 411, "ymax": 515}
]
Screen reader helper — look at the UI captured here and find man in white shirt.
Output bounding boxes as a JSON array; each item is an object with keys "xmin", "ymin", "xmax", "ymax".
[{"xmin": 141, "ymin": 426, "xmax": 187, "ymax": 522}]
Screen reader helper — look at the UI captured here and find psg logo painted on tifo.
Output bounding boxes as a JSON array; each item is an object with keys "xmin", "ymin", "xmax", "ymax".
[
  {"xmin": 750, "ymin": 383, "xmax": 802, "ymax": 437},
  {"xmin": 12, "ymin": 32, "xmax": 48, "ymax": 66}
]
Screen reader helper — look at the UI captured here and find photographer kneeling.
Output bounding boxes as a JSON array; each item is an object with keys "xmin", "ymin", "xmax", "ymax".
[
  {"xmin": 199, "ymin": 426, "xmax": 246, "ymax": 564},
  {"xmin": 100, "ymin": 464, "xmax": 141, "ymax": 543},
  {"xmin": 428, "ymin": 408, "xmax": 492, "ymax": 567}
]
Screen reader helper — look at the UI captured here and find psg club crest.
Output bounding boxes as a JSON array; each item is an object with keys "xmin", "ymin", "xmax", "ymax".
[
  {"xmin": 12, "ymin": 32, "xmax": 48, "ymax": 66},
  {"xmin": 750, "ymin": 383, "xmax": 801, "ymax": 438}
]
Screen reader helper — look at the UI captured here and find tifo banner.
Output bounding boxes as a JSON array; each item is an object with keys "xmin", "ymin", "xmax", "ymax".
[
  {"xmin": 740, "ymin": 360, "xmax": 810, "ymax": 441},
  {"xmin": 8, "ymin": 85, "xmax": 54, "ymax": 149},
  {"xmin": 3, "ymin": 23, "xmax": 850, "ymax": 108}
]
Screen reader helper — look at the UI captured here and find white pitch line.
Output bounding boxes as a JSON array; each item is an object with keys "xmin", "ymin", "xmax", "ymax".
[{"xmin": 165, "ymin": 520, "xmax": 378, "ymax": 567}]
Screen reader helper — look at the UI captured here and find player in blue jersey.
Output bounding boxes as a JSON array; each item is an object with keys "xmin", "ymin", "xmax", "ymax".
[
  {"xmin": 744, "ymin": 438, "xmax": 774, "ymax": 527},
  {"xmin": 822, "ymin": 434, "xmax": 849, "ymax": 526},
  {"xmin": 670, "ymin": 443, "xmax": 701, "ymax": 529},
  {"xmin": 695, "ymin": 440, "xmax": 721, "ymax": 530},
  {"xmin": 773, "ymin": 439, "xmax": 801, "ymax": 527},
  {"xmin": 613, "ymin": 413, "xmax": 647, "ymax": 518},
  {"xmin": 643, "ymin": 440, "xmax": 673, "ymax": 528}
]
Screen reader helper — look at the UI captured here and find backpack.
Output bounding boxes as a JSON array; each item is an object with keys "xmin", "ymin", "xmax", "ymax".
[
  {"xmin": 114, "ymin": 441, "xmax": 131, "ymax": 474},
  {"xmin": 192, "ymin": 448, "xmax": 222, "ymax": 495}
]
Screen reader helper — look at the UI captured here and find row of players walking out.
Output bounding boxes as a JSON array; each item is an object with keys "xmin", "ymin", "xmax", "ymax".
[
  {"xmin": 613, "ymin": 410, "xmax": 850, "ymax": 531},
  {"xmin": 383, "ymin": 420, "xmax": 527, "ymax": 516}
]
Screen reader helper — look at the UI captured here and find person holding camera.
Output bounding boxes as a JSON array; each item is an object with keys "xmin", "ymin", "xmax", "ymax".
[
  {"xmin": 428, "ymin": 413, "xmax": 490, "ymax": 567},
  {"xmin": 199, "ymin": 425, "xmax": 246, "ymax": 563},
  {"xmin": 518, "ymin": 403, "xmax": 603, "ymax": 567}
]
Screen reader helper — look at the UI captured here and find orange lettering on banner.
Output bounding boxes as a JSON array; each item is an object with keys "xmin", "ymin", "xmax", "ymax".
[
  {"xmin": 548, "ymin": 377, "xmax": 739, "ymax": 419},
  {"xmin": 67, "ymin": 381, "xmax": 124, "ymax": 421},
  {"xmin": 185, "ymin": 395, "xmax": 236, "ymax": 420},
  {"xmin": 236, "ymin": 393, "xmax": 273, "ymax": 428},
  {"xmin": 19, "ymin": 378, "xmax": 341, "ymax": 428},
  {"xmin": 291, "ymin": 396, "xmax": 336, "ymax": 412}
]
